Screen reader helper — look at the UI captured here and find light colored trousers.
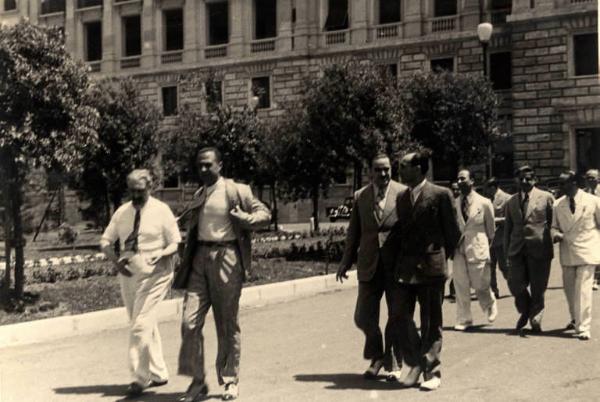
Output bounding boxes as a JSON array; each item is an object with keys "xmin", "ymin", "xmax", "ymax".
[
  {"xmin": 119, "ymin": 256, "xmax": 173, "ymax": 385},
  {"xmin": 452, "ymin": 252, "xmax": 496, "ymax": 325},
  {"xmin": 562, "ymin": 265, "xmax": 595, "ymax": 336}
]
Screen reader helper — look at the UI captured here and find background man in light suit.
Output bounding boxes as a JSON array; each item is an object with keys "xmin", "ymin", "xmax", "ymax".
[
  {"xmin": 486, "ymin": 177, "xmax": 511, "ymax": 299},
  {"xmin": 173, "ymin": 147, "xmax": 271, "ymax": 402},
  {"xmin": 552, "ymin": 171, "xmax": 600, "ymax": 340},
  {"xmin": 452, "ymin": 169, "xmax": 497, "ymax": 331},
  {"xmin": 337, "ymin": 153, "xmax": 406, "ymax": 381},
  {"xmin": 584, "ymin": 169, "xmax": 600, "ymax": 291},
  {"xmin": 504, "ymin": 165, "xmax": 554, "ymax": 333},
  {"xmin": 391, "ymin": 150, "xmax": 460, "ymax": 391}
]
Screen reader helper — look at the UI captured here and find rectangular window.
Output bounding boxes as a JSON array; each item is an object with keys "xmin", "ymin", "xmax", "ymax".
[
  {"xmin": 206, "ymin": 80, "xmax": 223, "ymax": 112},
  {"xmin": 379, "ymin": 0, "xmax": 401, "ymax": 24},
  {"xmin": 434, "ymin": 0, "xmax": 456, "ymax": 17},
  {"xmin": 164, "ymin": 8, "xmax": 184, "ymax": 51},
  {"xmin": 490, "ymin": 51, "xmax": 511, "ymax": 90},
  {"xmin": 123, "ymin": 15, "xmax": 141, "ymax": 57},
  {"xmin": 573, "ymin": 33, "xmax": 599, "ymax": 76},
  {"xmin": 324, "ymin": 0, "xmax": 348, "ymax": 31},
  {"xmin": 40, "ymin": 0, "xmax": 65, "ymax": 14},
  {"xmin": 255, "ymin": 0, "xmax": 277, "ymax": 39},
  {"xmin": 251, "ymin": 77, "xmax": 271, "ymax": 109},
  {"xmin": 576, "ymin": 128, "xmax": 600, "ymax": 173},
  {"xmin": 162, "ymin": 86, "xmax": 178, "ymax": 116},
  {"xmin": 430, "ymin": 57, "xmax": 454, "ymax": 72},
  {"xmin": 77, "ymin": 0, "xmax": 102, "ymax": 8},
  {"xmin": 84, "ymin": 21, "xmax": 102, "ymax": 62},
  {"xmin": 4, "ymin": 0, "xmax": 16, "ymax": 11},
  {"xmin": 207, "ymin": 1, "xmax": 229, "ymax": 45}
]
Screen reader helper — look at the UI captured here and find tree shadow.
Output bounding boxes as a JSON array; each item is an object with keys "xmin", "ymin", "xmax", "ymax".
[
  {"xmin": 294, "ymin": 373, "xmax": 406, "ymax": 391},
  {"xmin": 53, "ymin": 384, "xmax": 221, "ymax": 401}
]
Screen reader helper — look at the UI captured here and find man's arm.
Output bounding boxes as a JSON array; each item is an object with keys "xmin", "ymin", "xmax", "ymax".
[
  {"xmin": 99, "ymin": 209, "xmax": 131, "ymax": 277},
  {"xmin": 593, "ymin": 197, "xmax": 600, "ymax": 230},
  {"xmin": 483, "ymin": 199, "xmax": 495, "ymax": 244},
  {"xmin": 230, "ymin": 184, "xmax": 272, "ymax": 230},
  {"xmin": 337, "ymin": 193, "xmax": 361, "ymax": 282},
  {"xmin": 503, "ymin": 200, "xmax": 513, "ymax": 258},
  {"xmin": 551, "ymin": 202, "xmax": 564, "ymax": 243},
  {"xmin": 440, "ymin": 189, "xmax": 460, "ymax": 258}
]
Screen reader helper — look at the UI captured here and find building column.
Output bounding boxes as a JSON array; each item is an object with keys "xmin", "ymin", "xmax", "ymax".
[
  {"xmin": 350, "ymin": 0, "xmax": 368, "ymax": 44},
  {"xmin": 141, "ymin": 0, "xmax": 156, "ymax": 69},
  {"xmin": 292, "ymin": 0, "xmax": 310, "ymax": 51},
  {"xmin": 277, "ymin": 0, "xmax": 293, "ymax": 52},
  {"xmin": 101, "ymin": 2, "xmax": 116, "ymax": 72},
  {"xmin": 26, "ymin": 0, "xmax": 38, "ymax": 24},
  {"xmin": 229, "ymin": 0, "xmax": 245, "ymax": 57},
  {"xmin": 197, "ymin": 1, "xmax": 207, "ymax": 60},
  {"xmin": 184, "ymin": 0, "xmax": 198, "ymax": 63},
  {"xmin": 403, "ymin": 0, "xmax": 423, "ymax": 38},
  {"xmin": 462, "ymin": 0, "xmax": 481, "ymax": 31}
]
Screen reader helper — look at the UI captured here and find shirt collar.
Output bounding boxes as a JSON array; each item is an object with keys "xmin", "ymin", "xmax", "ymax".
[
  {"xmin": 206, "ymin": 176, "xmax": 224, "ymax": 192},
  {"xmin": 461, "ymin": 190, "xmax": 475, "ymax": 204},
  {"xmin": 373, "ymin": 182, "xmax": 390, "ymax": 197},
  {"xmin": 411, "ymin": 178, "xmax": 427, "ymax": 193}
]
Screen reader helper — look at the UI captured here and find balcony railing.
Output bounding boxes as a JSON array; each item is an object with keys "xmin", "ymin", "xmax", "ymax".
[
  {"xmin": 324, "ymin": 30, "xmax": 348, "ymax": 46},
  {"xmin": 205, "ymin": 45, "xmax": 227, "ymax": 59},
  {"xmin": 161, "ymin": 50, "xmax": 183, "ymax": 64},
  {"xmin": 251, "ymin": 39, "xmax": 276, "ymax": 53},
  {"xmin": 373, "ymin": 23, "xmax": 402, "ymax": 40},
  {"xmin": 430, "ymin": 16, "xmax": 457, "ymax": 33},
  {"xmin": 77, "ymin": 0, "xmax": 102, "ymax": 8},
  {"xmin": 120, "ymin": 56, "xmax": 141, "ymax": 69},
  {"xmin": 40, "ymin": 0, "xmax": 65, "ymax": 14},
  {"xmin": 87, "ymin": 61, "xmax": 101, "ymax": 72},
  {"xmin": 490, "ymin": 8, "xmax": 511, "ymax": 24},
  {"xmin": 570, "ymin": 0, "xmax": 594, "ymax": 3}
]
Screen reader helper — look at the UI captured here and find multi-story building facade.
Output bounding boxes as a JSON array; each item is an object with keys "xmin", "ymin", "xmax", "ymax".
[{"xmin": 1, "ymin": 0, "xmax": 598, "ymax": 220}]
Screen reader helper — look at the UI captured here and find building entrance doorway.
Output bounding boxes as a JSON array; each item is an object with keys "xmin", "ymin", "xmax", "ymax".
[{"xmin": 576, "ymin": 128, "xmax": 600, "ymax": 173}]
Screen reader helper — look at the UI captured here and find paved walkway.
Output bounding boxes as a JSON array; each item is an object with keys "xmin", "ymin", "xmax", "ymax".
[{"xmin": 1, "ymin": 259, "xmax": 599, "ymax": 402}]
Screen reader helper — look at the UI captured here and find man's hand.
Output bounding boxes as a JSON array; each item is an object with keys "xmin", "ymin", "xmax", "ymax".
[
  {"xmin": 230, "ymin": 205, "xmax": 250, "ymax": 223},
  {"xmin": 116, "ymin": 259, "xmax": 132, "ymax": 277},
  {"xmin": 147, "ymin": 253, "xmax": 163, "ymax": 266},
  {"xmin": 553, "ymin": 232, "xmax": 564, "ymax": 243},
  {"xmin": 336, "ymin": 265, "xmax": 349, "ymax": 283}
]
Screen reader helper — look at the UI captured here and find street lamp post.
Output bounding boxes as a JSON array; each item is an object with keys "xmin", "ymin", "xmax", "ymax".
[{"xmin": 477, "ymin": 22, "xmax": 494, "ymax": 177}]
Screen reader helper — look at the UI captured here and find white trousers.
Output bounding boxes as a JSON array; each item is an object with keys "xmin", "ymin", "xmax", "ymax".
[
  {"xmin": 562, "ymin": 265, "xmax": 595, "ymax": 336},
  {"xmin": 119, "ymin": 257, "xmax": 173, "ymax": 385},
  {"xmin": 453, "ymin": 252, "xmax": 496, "ymax": 325}
]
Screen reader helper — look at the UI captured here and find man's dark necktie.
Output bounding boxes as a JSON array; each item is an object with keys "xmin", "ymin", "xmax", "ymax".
[
  {"xmin": 124, "ymin": 209, "xmax": 141, "ymax": 253},
  {"xmin": 569, "ymin": 196, "xmax": 576, "ymax": 214},
  {"xmin": 461, "ymin": 196, "xmax": 469, "ymax": 222},
  {"xmin": 520, "ymin": 193, "xmax": 529, "ymax": 217}
]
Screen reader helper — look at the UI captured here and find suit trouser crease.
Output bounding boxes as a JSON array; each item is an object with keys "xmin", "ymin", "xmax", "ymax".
[
  {"xmin": 562, "ymin": 265, "xmax": 594, "ymax": 335},
  {"xmin": 452, "ymin": 252, "xmax": 495, "ymax": 325},
  {"xmin": 397, "ymin": 281, "xmax": 444, "ymax": 377},
  {"xmin": 354, "ymin": 261, "xmax": 402, "ymax": 370},
  {"xmin": 507, "ymin": 251, "xmax": 552, "ymax": 323},
  {"xmin": 119, "ymin": 258, "xmax": 173, "ymax": 385},
  {"xmin": 490, "ymin": 246, "xmax": 508, "ymax": 293},
  {"xmin": 179, "ymin": 245, "xmax": 243, "ymax": 385}
]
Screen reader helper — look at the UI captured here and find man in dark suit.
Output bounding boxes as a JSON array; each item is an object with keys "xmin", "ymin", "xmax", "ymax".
[
  {"xmin": 337, "ymin": 153, "xmax": 406, "ymax": 381},
  {"xmin": 504, "ymin": 165, "xmax": 554, "ymax": 333},
  {"xmin": 391, "ymin": 150, "xmax": 460, "ymax": 391}
]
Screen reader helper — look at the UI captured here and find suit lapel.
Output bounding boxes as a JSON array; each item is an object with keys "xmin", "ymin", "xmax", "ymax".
[
  {"xmin": 379, "ymin": 182, "xmax": 398, "ymax": 226},
  {"xmin": 524, "ymin": 188, "xmax": 539, "ymax": 221}
]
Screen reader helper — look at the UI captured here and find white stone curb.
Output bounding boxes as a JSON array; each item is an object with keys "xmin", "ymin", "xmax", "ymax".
[{"xmin": 0, "ymin": 270, "xmax": 357, "ymax": 349}]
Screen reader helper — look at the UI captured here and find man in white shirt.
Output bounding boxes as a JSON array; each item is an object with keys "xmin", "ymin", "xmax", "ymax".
[
  {"xmin": 100, "ymin": 169, "xmax": 182, "ymax": 398},
  {"xmin": 552, "ymin": 171, "xmax": 600, "ymax": 340},
  {"xmin": 174, "ymin": 147, "xmax": 271, "ymax": 402}
]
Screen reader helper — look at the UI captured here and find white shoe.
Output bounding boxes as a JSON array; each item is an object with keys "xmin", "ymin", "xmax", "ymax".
[
  {"xmin": 487, "ymin": 301, "xmax": 498, "ymax": 323},
  {"xmin": 386, "ymin": 370, "xmax": 402, "ymax": 382},
  {"xmin": 454, "ymin": 323, "xmax": 471, "ymax": 331},
  {"xmin": 420, "ymin": 376, "xmax": 441, "ymax": 391}
]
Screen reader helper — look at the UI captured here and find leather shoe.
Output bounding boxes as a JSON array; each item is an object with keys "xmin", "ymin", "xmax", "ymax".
[
  {"xmin": 178, "ymin": 382, "xmax": 209, "ymax": 402},
  {"xmin": 363, "ymin": 359, "xmax": 384, "ymax": 380},
  {"xmin": 454, "ymin": 322, "xmax": 471, "ymax": 331},
  {"xmin": 530, "ymin": 321, "xmax": 542, "ymax": 333},
  {"xmin": 222, "ymin": 382, "xmax": 239, "ymax": 400},
  {"xmin": 399, "ymin": 365, "xmax": 422, "ymax": 387},
  {"xmin": 126, "ymin": 382, "xmax": 145, "ymax": 398},
  {"xmin": 515, "ymin": 314, "xmax": 528, "ymax": 330},
  {"xmin": 487, "ymin": 301, "xmax": 498, "ymax": 323},
  {"xmin": 577, "ymin": 332, "xmax": 591, "ymax": 341},
  {"xmin": 565, "ymin": 320, "xmax": 576, "ymax": 330},
  {"xmin": 149, "ymin": 379, "xmax": 168, "ymax": 387},
  {"xmin": 385, "ymin": 370, "xmax": 402, "ymax": 382},
  {"xmin": 420, "ymin": 375, "xmax": 441, "ymax": 391}
]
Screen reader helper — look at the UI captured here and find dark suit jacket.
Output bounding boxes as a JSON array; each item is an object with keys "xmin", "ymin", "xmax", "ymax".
[
  {"xmin": 503, "ymin": 186, "xmax": 554, "ymax": 260},
  {"xmin": 391, "ymin": 181, "xmax": 460, "ymax": 283},
  {"xmin": 172, "ymin": 178, "xmax": 271, "ymax": 289},
  {"xmin": 339, "ymin": 180, "xmax": 406, "ymax": 282}
]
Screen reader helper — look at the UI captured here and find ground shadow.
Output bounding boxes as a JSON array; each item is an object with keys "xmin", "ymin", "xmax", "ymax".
[
  {"xmin": 442, "ymin": 324, "xmax": 514, "ymax": 335},
  {"xmin": 54, "ymin": 385, "xmax": 221, "ymax": 402},
  {"xmin": 294, "ymin": 373, "xmax": 409, "ymax": 391}
]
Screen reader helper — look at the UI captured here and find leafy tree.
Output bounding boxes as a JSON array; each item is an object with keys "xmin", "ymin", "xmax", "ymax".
[
  {"xmin": 73, "ymin": 78, "xmax": 161, "ymax": 226},
  {"xmin": 399, "ymin": 71, "xmax": 499, "ymax": 173},
  {"xmin": 0, "ymin": 22, "xmax": 99, "ymax": 301}
]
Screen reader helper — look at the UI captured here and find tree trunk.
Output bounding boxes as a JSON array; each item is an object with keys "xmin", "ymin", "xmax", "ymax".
[
  {"xmin": 270, "ymin": 182, "xmax": 278, "ymax": 231},
  {"xmin": 311, "ymin": 185, "xmax": 320, "ymax": 232},
  {"xmin": 2, "ymin": 179, "xmax": 12, "ymax": 302},
  {"xmin": 11, "ymin": 171, "xmax": 25, "ymax": 299},
  {"xmin": 103, "ymin": 187, "xmax": 111, "ymax": 228}
]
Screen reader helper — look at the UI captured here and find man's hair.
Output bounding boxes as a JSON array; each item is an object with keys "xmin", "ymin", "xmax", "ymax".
[
  {"xmin": 560, "ymin": 170, "xmax": 577, "ymax": 183},
  {"xmin": 486, "ymin": 177, "xmax": 498, "ymax": 188},
  {"xmin": 458, "ymin": 168, "xmax": 472, "ymax": 180},
  {"xmin": 515, "ymin": 164, "xmax": 535, "ymax": 177},
  {"xmin": 368, "ymin": 153, "xmax": 390, "ymax": 167},
  {"xmin": 410, "ymin": 149, "xmax": 432, "ymax": 175},
  {"xmin": 585, "ymin": 169, "xmax": 599, "ymax": 180},
  {"xmin": 127, "ymin": 169, "xmax": 152, "ymax": 188},
  {"xmin": 197, "ymin": 146, "xmax": 222, "ymax": 162}
]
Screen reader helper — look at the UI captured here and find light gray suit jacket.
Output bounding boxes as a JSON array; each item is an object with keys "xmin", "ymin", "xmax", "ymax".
[{"xmin": 455, "ymin": 191, "xmax": 495, "ymax": 263}]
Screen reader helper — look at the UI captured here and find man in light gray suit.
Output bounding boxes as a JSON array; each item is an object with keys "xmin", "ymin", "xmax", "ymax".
[
  {"xmin": 504, "ymin": 165, "xmax": 554, "ymax": 333},
  {"xmin": 337, "ymin": 153, "xmax": 406, "ymax": 381}
]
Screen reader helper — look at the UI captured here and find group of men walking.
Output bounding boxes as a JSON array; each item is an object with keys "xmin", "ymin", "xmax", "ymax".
[{"xmin": 337, "ymin": 152, "xmax": 600, "ymax": 391}]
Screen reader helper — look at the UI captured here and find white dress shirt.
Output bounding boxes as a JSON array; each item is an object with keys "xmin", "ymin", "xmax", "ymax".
[{"xmin": 198, "ymin": 177, "xmax": 236, "ymax": 241}]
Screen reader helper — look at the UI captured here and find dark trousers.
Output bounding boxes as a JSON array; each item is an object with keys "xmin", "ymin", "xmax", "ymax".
[
  {"xmin": 490, "ymin": 246, "xmax": 508, "ymax": 294},
  {"xmin": 396, "ymin": 280, "xmax": 445, "ymax": 377},
  {"xmin": 507, "ymin": 250, "xmax": 552, "ymax": 324},
  {"xmin": 354, "ymin": 261, "xmax": 402, "ymax": 371}
]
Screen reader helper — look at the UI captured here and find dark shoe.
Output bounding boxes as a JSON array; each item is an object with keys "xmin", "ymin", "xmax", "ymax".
[
  {"xmin": 516, "ymin": 314, "xmax": 528, "ymax": 330},
  {"xmin": 399, "ymin": 365, "xmax": 422, "ymax": 388},
  {"xmin": 363, "ymin": 359, "xmax": 384, "ymax": 380},
  {"xmin": 530, "ymin": 321, "xmax": 542, "ymax": 333},
  {"xmin": 565, "ymin": 320, "xmax": 576, "ymax": 330},
  {"xmin": 222, "ymin": 382, "xmax": 239, "ymax": 400},
  {"xmin": 126, "ymin": 382, "xmax": 145, "ymax": 398},
  {"xmin": 493, "ymin": 290, "xmax": 500, "ymax": 300},
  {"xmin": 149, "ymin": 379, "xmax": 168, "ymax": 387},
  {"xmin": 178, "ymin": 382, "xmax": 209, "ymax": 402}
]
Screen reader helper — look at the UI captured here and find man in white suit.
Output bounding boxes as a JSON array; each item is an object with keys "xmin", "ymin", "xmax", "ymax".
[
  {"xmin": 551, "ymin": 170, "xmax": 600, "ymax": 341},
  {"xmin": 452, "ymin": 169, "xmax": 497, "ymax": 330},
  {"xmin": 584, "ymin": 169, "xmax": 600, "ymax": 291}
]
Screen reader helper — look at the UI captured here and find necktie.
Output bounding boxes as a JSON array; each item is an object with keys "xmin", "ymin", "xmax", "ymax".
[
  {"xmin": 520, "ymin": 193, "xmax": 529, "ymax": 217},
  {"xmin": 569, "ymin": 196, "xmax": 576, "ymax": 214},
  {"xmin": 124, "ymin": 209, "xmax": 141, "ymax": 253},
  {"xmin": 461, "ymin": 196, "xmax": 469, "ymax": 222},
  {"xmin": 375, "ymin": 187, "xmax": 385, "ymax": 221}
]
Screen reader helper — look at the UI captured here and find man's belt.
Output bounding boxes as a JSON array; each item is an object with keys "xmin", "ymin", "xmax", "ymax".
[{"xmin": 197, "ymin": 240, "xmax": 237, "ymax": 247}]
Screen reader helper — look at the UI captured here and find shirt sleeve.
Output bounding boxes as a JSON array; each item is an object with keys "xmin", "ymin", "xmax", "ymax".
[
  {"xmin": 162, "ymin": 204, "xmax": 182, "ymax": 245},
  {"xmin": 100, "ymin": 208, "xmax": 121, "ymax": 248}
]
